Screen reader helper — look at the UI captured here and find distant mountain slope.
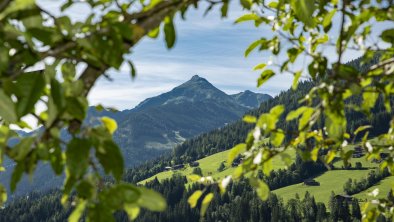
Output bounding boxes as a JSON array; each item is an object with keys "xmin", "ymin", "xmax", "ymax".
[
  {"xmin": 112, "ymin": 75, "xmax": 258, "ymax": 166},
  {"xmin": 2, "ymin": 75, "xmax": 270, "ymax": 198},
  {"xmin": 231, "ymin": 90, "xmax": 272, "ymax": 108}
]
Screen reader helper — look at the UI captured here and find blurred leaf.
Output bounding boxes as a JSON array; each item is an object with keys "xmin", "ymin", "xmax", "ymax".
[
  {"xmin": 235, "ymin": 14, "xmax": 260, "ymax": 24},
  {"xmin": 249, "ymin": 178, "xmax": 269, "ymax": 200},
  {"xmin": 228, "ymin": 143, "xmax": 246, "ymax": 164},
  {"xmin": 101, "ymin": 117, "xmax": 118, "ymax": 134},
  {"xmin": 291, "ymin": 0, "xmax": 315, "ymax": 27},
  {"xmin": 188, "ymin": 190, "xmax": 203, "ymax": 208},
  {"xmin": 124, "ymin": 204, "xmax": 140, "ymax": 220},
  {"xmin": 253, "ymin": 63, "xmax": 266, "ymax": 71},
  {"xmin": 354, "ymin": 125, "xmax": 372, "ymax": 136},
  {"xmin": 243, "ymin": 115, "xmax": 257, "ymax": 123},
  {"xmin": 245, "ymin": 39, "xmax": 265, "ymax": 57},
  {"xmin": 69, "ymin": 200, "xmax": 87, "ymax": 222},
  {"xmin": 381, "ymin": 29, "xmax": 394, "ymax": 44},
  {"xmin": 137, "ymin": 187, "xmax": 167, "ymax": 211},
  {"xmin": 9, "ymin": 137, "xmax": 34, "ymax": 161},
  {"xmin": 0, "ymin": 89, "xmax": 17, "ymax": 123},
  {"xmin": 66, "ymin": 138, "xmax": 90, "ymax": 179},
  {"xmin": 164, "ymin": 16, "xmax": 176, "ymax": 48},
  {"xmin": 200, "ymin": 193, "xmax": 214, "ymax": 216},
  {"xmin": 96, "ymin": 140, "xmax": 124, "ymax": 181},
  {"xmin": 15, "ymin": 72, "xmax": 45, "ymax": 117},
  {"xmin": 257, "ymin": 70, "xmax": 275, "ymax": 87}
]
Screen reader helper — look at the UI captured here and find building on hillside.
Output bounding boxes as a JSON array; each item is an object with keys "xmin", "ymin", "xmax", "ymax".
[
  {"xmin": 352, "ymin": 146, "xmax": 364, "ymax": 158},
  {"xmin": 164, "ymin": 166, "xmax": 172, "ymax": 171},
  {"xmin": 231, "ymin": 158, "xmax": 244, "ymax": 167},
  {"xmin": 190, "ymin": 161, "xmax": 199, "ymax": 167},
  {"xmin": 172, "ymin": 164, "xmax": 185, "ymax": 170},
  {"xmin": 303, "ymin": 179, "xmax": 320, "ymax": 186}
]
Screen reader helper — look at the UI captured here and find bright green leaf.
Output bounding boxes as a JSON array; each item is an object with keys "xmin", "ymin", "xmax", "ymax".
[{"xmin": 188, "ymin": 190, "xmax": 203, "ymax": 208}]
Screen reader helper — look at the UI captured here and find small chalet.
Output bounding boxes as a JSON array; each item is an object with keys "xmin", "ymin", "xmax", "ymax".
[
  {"xmin": 352, "ymin": 146, "xmax": 364, "ymax": 158},
  {"xmin": 164, "ymin": 166, "xmax": 172, "ymax": 171},
  {"xmin": 231, "ymin": 158, "xmax": 244, "ymax": 167},
  {"xmin": 190, "ymin": 161, "xmax": 199, "ymax": 167},
  {"xmin": 303, "ymin": 179, "xmax": 320, "ymax": 186},
  {"xmin": 172, "ymin": 164, "xmax": 185, "ymax": 170}
]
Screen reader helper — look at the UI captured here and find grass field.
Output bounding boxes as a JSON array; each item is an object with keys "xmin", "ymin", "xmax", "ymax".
[
  {"xmin": 273, "ymin": 169, "xmax": 373, "ymax": 205},
  {"xmin": 139, "ymin": 141, "xmax": 391, "ymax": 207},
  {"xmin": 139, "ymin": 148, "xmax": 296, "ymax": 184},
  {"xmin": 353, "ymin": 176, "xmax": 394, "ymax": 201}
]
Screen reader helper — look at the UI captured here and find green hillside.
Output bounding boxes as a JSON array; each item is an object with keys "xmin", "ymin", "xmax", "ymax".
[
  {"xmin": 273, "ymin": 170, "xmax": 372, "ymax": 205},
  {"xmin": 139, "ymin": 148, "xmax": 296, "ymax": 184},
  {"xmin": 141, "ymin": 139, "xmax": 387, "ymax": 207},
  {"xmin": 353, "ymin": 176, "xmax": 394, "ymax": 201}
]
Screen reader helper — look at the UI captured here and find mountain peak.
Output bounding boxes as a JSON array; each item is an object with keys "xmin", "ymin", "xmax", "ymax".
[{"xmin": 190, "ymin": 75, "xmax": 202, "ymax": 81}]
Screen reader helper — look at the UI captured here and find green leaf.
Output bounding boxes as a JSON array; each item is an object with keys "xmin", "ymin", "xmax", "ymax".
[
  {"xmin": 11, "ymin": 162, "xmax": 24, "ymax": 192},
  {"xmin": 0, "ymin": 0, "xmax": 35, "ymax": 20},
  {"xmin": 228, "ymin": 143, "xmax": 246, "ymax": 164},
  {"xmin": 15, "ymin": 72, "xmax": 45, "ymax": 117},
  {"xmin": 128, "ymin": 61, "xmax": 137, "ymax": 79},
  {"xmin": 326, "ymin": 150, "xmax": 336, "ymax": 163},
  {"xmin": 101, "ymin": 117, "xmax": 118, "ymax": 134},
  {"xmin": 271, "ymin": 131, "xmax": 285, "ymax": 147},
  {"xmin": 249, "ymin": 178, "xmax": 270, "ymax": 200},
  {"xmin": 188, "ymin": 190, "xmax": 203, "ymax": 208},
  {"xmin": 0, "ymin": 89, "xmax": 17, "ymax": 123},
  {"xmin": 291, "ymin": 0, "xmax": 315, "ymax": 27},
  {"xmin": 257, "ymin": 70, "xmax": 275, "ymax": 87},
  {"xmin": 292, "ymin": 71, "xmax": 302, "ymax": 90},
  {"xmin": 299, "ymin": 107, "xmax": 314, "ymax": 130},
  {"xmin": 354, "ymin": 125, "xmax": 372, "ymax": 136},
  {"xmin": 200, "ymin": 193, "xmax": 214, "ymax": 217},
  {"xmin": 240, "ymin": 0, "xmax": 252, "ymax": 9},
  {"xmin": 66, "ymin": 97, "xmax": 88, "ymax": 121},
  {"xmin": 9, "ymin": 137, "xmax": 34, "ymax": 161},
  {"xmin": 87, "ymin": 203, "xmax": 115, "ymax": 222},
  {"xmin": 269, "ymin": 105, "xmax": 285, "ymax": 118},
  {"xmin": 137, "ymin": 187, "xmax": 167, "ymax": 211},
  {"xmin": 220, "ymin": 0, "xmax": 229, "ymax": 17},
  {"xmin": 148, "ymin": 27, "xmax": 160, "ymax": 39},
  {"xmin": 286, "ymin": 106, "xmax": 308, "ymax": 121},
  {"xmin": 362, "ymin": 91, "xmax": 378, "ymax": 111},
  {"xmin": 66, "ymin": 138, "xmax": 91, "ymax": 179},
  {"xmin": 95, "ymin": 140, "xmax": 124, "ymax": 181},
  {"xmin": 69, "ymin": 200, "xmax": 87, "ymax": 222},
  {"xmin": 0, "ymin": 184, "xmax": 7, "ymax": 206},
  {"xmin": 235, "ymin": 14, "xmax": 260, "ymax": 24},
  {"xmin": 124, "ymin": 204, "xmax": 140, "ymax": 220},
  {"xmin": 381, "ymin": 29, "xmax": 394, "ymax": 44},
  {"xmin": 243, "ymin": 115, "xmax": 257, "ymax": 123},
  {"xmin": 100, "ymin": 184, "xmax": 141, "ymax": 209},
  {"xmin": 323, "ymin": 9, "xmax": 336, "ymax": 32},
  {"xmin": 164, "ymin": 16, "xmax": 176, "ymax": 48},
  {"xmin": 245, "ymin": 39, "xmax": 265, "ymax": 57},
  {"xmin": 253, "ymin": 63, "xmax": 266, "ymax": 71}
]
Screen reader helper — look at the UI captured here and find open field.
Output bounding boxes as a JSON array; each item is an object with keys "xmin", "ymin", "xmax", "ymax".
[
  {"xmin": 139, "ymin": 141, "xmax": 391, "ymax": 207},
  {"xmin": 353, "ymin": 176, "xmax": 394, "ymax": 201},
  {"xmin": 273, "ymin": 169, "xmax": 373, "ymax": 205}
]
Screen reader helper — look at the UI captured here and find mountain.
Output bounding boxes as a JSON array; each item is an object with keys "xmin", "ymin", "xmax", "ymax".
[
  {"xmin": 1, "ymin": 75, "xmax": 271, "ymax": 198},
  {"xmin": 112, "ymin": 75, "xmax": 265, "ymax": 166},
  {"xmin": 231, "ymin": 90, "xmax": 272, "ymax": 108}
]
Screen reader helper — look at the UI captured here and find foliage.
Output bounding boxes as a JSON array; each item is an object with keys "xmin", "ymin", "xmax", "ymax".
[
  {"xmin": 1, "ymin": 0, "xmax": 394, "ymax": 221},
  {"xmin": 0, "ymin": 0, "xmax": 233, "ymax": 220},
  {"xmin": 186, "ymin": 0, "xmax": 394, "ymax": 220}
]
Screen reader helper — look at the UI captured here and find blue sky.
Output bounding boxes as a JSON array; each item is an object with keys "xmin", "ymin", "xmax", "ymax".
[{"xmin": 37, "ymin": 0, "xmax": 391, "ymax": 111}]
